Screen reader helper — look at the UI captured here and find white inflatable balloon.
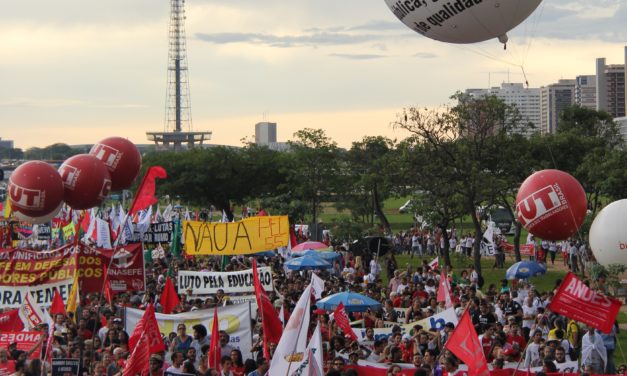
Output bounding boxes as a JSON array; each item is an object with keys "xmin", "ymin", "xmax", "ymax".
[
  {"xmin": 384, "ymin": 0, "xmax": 542, "ymax": 44},
  {"xmin": 589, "ymin": 199, "xmax": 627, "ymax": 267}
]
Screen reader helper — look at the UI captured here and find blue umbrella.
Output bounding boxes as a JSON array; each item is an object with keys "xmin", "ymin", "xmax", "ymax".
[
  {"xmin": 505, "ymin": 261, "xmax": 547, "ymax": 280},
  {"xmin": 284, "ymin": 253, "xmax": 332, "ymax": 271},
  {"xmin": 316, "ymin": 291, "xmax": 382, "ymax": 313},
  {"xmin": 293, "ymin": 249, "xmax": 340, "ymax": 261},
  {"xmin": 253, "ymin": 250, "xmax": 276, "ymax": 257}
]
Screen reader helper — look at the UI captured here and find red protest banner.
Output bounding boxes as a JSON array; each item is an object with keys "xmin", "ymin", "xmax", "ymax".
[
  {"xmin": 549, "ymin": 272, "xmax": 621, "ymax": 334},
  {"xmin": 0, "ymin": 309, "xmax": 23, "ymax": 332},
  {"xmin": 0, "ymin": 245, "xmax": 76, "ymax": 286},
  {"xmin": 78, "ymin": 243, "xmax": 145, "ymax": 293},
  {"xmin": 0, "ymin": 332, "xmax": 42, "ymax": 359}
]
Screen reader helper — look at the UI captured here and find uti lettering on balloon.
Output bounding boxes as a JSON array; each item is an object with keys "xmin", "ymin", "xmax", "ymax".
[
  {"xmin": 91, "ymin": 144, "xmax": 122, "ymax": 169},
  {"xmin": 516, "ymin": 184, "xmax": 566, "ymax": 227},
  {"xmin": 58, "ymin": 164, "xmax": 80, "ymax": 190},
  {"xmin": 9, "ymin": 184, "xmax": 44, "ymax": 210},
  {"xmin": 98, "ymin": 179, "xmax": 112, "ymax": 200}
]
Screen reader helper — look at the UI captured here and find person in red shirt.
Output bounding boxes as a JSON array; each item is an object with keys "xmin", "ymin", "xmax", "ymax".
[
  {"xmin": 506, "ymin": 323, "xmax": 527, "ymax": 350},
  {"xmin": 481, "ymin": 325, "xmax": 497, "ymax": 362},
  {"xmin": 0, "ymin": 347, "xmax": 15, "ymax": 375},
  {"xmin": 399, "ymin": 334, "xmax": 415, "ymax": 362}
]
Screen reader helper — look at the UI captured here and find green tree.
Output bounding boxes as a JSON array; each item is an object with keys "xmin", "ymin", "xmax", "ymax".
[
  {"xmin": 286, "ymin": 128, "xmax": 341, "ymax": 241},
  {"xmin": 394, "ymin": 93, "xmax": 525, "ymax": 275}
]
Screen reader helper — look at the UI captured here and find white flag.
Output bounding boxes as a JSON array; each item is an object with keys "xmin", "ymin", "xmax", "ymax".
[
  {"xmin": 162, "ymin": 204, "xmax": 173, "ymax": 222},
  {"xmin": 481, "ymin": 224, "xmax": 496, "ymax": 256},
  {"xmin": 96, "ymin": 218, "xmax": 112, "ymax": 249},
  {"xmin": 18, "ymin": 291, "xmax": 46, "ymax": 330},
  {"xmin": 304, "ymin": 323, "xmax": 324, "ymax": 376},
  {"xmin": 311, "ymin": 273, "xmax": 325, "ymax": 300},
  {"xmin": 136, "ymin": 206, "xmax": 153, "ymax": 235},
  {"xmin": 268, "ymin": 285, "xmax": 312, "ymax": 375},
  {"xmin": 428, "ymin": 257, "xmax": 439, "ymax": 270}
]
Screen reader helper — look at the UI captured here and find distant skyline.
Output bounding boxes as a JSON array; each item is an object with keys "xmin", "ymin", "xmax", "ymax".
[{"xmin": 1, "ymin": 0, "xmax": 625, "ymax": 150}]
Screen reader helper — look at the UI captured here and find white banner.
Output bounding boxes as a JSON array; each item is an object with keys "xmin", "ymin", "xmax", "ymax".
[
  {"xmin": 125, "ymin": 303, "xmax": 253, "ymax": 359},
  {"xmin": 353, "ymin": 308, "xmax": 458, "ymax": 342},
  {"xmin": 178, "ymin": 267, "xmax": 273, "ymax": 295},
  {"xmin": 0, "ymin": 279, "xmax": 74, "ymax": 309}
]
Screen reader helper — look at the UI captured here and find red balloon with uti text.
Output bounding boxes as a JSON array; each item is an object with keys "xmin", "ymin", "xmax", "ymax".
[
  {"xmin": 89, "ymin": 137, "xmax": 141, "ymax": 191},
  {"xmin": 58, "ymin": 154, "xmax": 112, "ymax": 210},
  {"xmin": 515, "ymin": 169, "xmax": 587, "ymax": 241},
  {"xmin": 8, "ymin": 161, "xmax": 65, "ymax": 224}
]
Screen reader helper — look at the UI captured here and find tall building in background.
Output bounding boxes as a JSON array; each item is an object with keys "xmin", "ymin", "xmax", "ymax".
[
  {"xmin": 595, "ymin": 52, "xmax": 626, "ymax": 118},
  {"xmin": 255, "ymin": 122, "xmax": 277, "ymax": 145},
  {"xmin": 465, "ymin": 83, "xmax": 541, "ymax": 136},
  {"xmin": 540, "ymin": 79, "xmax": 576, "ymax": 134},
  {"xmin": 0, "ymin": 138, "xmax": 14, "ymax": 149},
  {"xmin": 575, "ymin": 75, "xmax": 597, "ymax": 110},
  {"xmin": 147, "ymin": 0, "xmax": 211, "ymax": 150}
]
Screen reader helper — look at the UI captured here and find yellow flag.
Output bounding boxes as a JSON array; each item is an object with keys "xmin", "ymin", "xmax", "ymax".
[
  {"xmin": 2, "ymin": 198, "xmax": 10, "ymax": 219},
  {"xmin": 66, "ymin": 272, "xmax": 80, "ymax": 322}
]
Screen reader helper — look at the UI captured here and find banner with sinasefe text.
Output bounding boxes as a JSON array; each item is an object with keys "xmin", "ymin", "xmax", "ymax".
[
  {"xmin": 183, "ymin": 216, "xmax": 289, "ymax": 255},
  {"xmin": 78, "ymin": 243, "xmax": 145, "ymax": 293},
  {"xmin": 178, "ymin": 267, "xmax": 274, "ymax": 295},
  {"xmin": 125, "ymin": 303, "xmax": 253, "ymax": 358}
]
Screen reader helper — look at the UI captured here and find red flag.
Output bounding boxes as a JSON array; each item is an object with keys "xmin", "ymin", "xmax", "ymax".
[
  {"xmin": 0, "ymin": 309, "xmax": 24, "ymax": 331},
  {"xmin": 437, "ymin": 270, "xmax": 454, "ymax": 309},
  {"xmin": 289, "ymin": 227, "xmax": 298, "ymax": 250},
  {"xmin": 445, "ymin": 310, "xmax": 489, "ymax": 376},
  {"xmin": 208, "ymin": 307, "xmax": 221, "ymax": 373},
  {"xmin": 129, "ymin": 166, "xmax": 167, "ymax": 215},
  {"xmin": 123, "ymin": 326, "xmax": 150, "ymax": 376},
  {"xmin": 549, "ymin": 272, "xmax": 621, "ymax": 334},
  {"xmin": 160, "ymin": 277, "xmax": 180, "ymax": 314},
  {"xmin": 333, "ymin": 302, "xmax": 358, "ymax": 341},
  {"xmin": 103, "ymin": 264, "xmax": 114, "ymax": 305},
  {"xmin": 128, "ymin": 304, "xmax": 165, "ymax": 354},
  {"xmin": 49, "ymin": 289, "xmax": 66, "ymax": 316},
  {"xmin": 100, "ymin": 314, "xmax": 107, "ymax": 328},
  {"xmin": 252, "ymin": 260, "xmax": 283, "ymax": 357}
]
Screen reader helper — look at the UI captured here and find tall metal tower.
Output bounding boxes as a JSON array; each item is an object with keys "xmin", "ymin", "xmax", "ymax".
[{"xmin": 147, "ymin": 0, "xmax": 211, "ymax": 150}]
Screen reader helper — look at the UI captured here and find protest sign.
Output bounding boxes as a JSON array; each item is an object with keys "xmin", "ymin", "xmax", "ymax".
[
  {"xmin": 125, "ymin": 303, "xmax": 253, "ymax": 359},
  {"xmin": 0, "ymin": 245, "xmax": 77, "ymax": 286},
  {"xmin": 78, "ymin": 244, "xmax": 145, "ymax": 293},
  {"xmin": 51, "ymin": 358, "xmax": 80, "ymax": 376},
  {"xmin": 178, "ymin": 267, "xmax": 273, "ymax": 295},
  {"xmin": 549, "ymin": 272, "xmax": 621, "ymax": 334},
  {"xmin": 0, "ymin": 332, "xmax": 42, "ymax": 359},
  {"xmin": 0, "ymin": 278, "xmax": 74, "ymax": 309},
  {"xmin": 353, "ymin": 308, "xmax": 458, "ymax": 341},
  {"xmin": 127, "ymin": 221, "xmax": 174, "ymax": 244},
  {"xmin": 183, "ymin": 216, "xmax": 289, "ymax": 255}
]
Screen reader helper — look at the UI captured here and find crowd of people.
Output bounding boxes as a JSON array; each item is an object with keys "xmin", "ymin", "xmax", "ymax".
[{"xmin": 0, "ymin": 224, "xmax": 624, "ymax": 376}]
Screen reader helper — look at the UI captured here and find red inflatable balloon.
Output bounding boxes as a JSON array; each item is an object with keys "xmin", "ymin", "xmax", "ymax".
[
  {"xmin": 89, "ymin": 137, "xmax": 141, "ymax": 191},
  {"xmin": 58, "ymin": 154, "xmax": 112, "ymax": 210},
  {"xmin": 515, "ymin": 169, "xmax": 587, "ymax": 240},
  {"xmin": 8, "ymin": 161, "xmax": 65, "ymax": 224}
]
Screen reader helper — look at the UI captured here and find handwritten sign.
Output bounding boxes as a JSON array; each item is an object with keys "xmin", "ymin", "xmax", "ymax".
[{"xmin": 183, "ymin": 216, "xmax": 289, "ymax": 255}]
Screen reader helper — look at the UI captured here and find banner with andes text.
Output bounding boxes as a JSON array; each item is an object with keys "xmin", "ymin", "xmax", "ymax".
[
  {"xmin": 0, "ymin": 331, "xmax": 43, "ymax": 359},
  {"xmin": 78, "ymin": 243, "xmax": 145, "ymax": 294},
  {"xmin": 0, "ymin": 279, "xmax": 74, "ymax": 309},
  {"xmin": 183, "ymin": 216, "xmax": 289, "ymax": 255},
  {"xmin": 125, "ymin": 303, "xmax": 253, "ymax": 359},
  {"xmin": 178, "ymin": 267, "xmax": 274, "ymax": 295},
  {"xmin": 0, "ymin": 244, "xmax": 77, "ymax": 287}
]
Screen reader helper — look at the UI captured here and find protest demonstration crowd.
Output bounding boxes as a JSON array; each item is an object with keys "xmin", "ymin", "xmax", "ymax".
[{"xmin": 0, "ymin": 200, "xmax": 624, "ymax": 376}]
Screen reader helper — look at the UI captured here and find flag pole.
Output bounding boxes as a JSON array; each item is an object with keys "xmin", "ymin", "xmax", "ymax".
[{"xmin": 511, "ymin": 310, "xmax": 549, "ymax": 376}]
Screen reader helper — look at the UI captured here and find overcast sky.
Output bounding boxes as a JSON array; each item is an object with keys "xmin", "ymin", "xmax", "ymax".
[{"xmin": 1, "ymin": 0, "xmax": 625, "ymax": 150}]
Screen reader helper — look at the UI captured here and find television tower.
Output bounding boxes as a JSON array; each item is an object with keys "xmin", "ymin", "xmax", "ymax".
[{"xmin": 147, "ymin": 0, "xmax": 211, "ymax": 150}]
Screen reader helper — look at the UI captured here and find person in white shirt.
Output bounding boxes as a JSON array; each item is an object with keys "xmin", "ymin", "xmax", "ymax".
[
  {"xmin": 523, "ymin": 330, "xmax": 544, "ymax": 368},
  {"xmin": 165, "ymin": 351, "xmax": 185, "ymax": 373}
]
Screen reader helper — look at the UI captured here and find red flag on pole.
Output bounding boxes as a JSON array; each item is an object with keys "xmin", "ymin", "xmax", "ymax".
[
  {"xmin": 252, "ymin": 260, "xmax": 283, "ymax": 358},
  {"xmin": 123, "ymin": 326, "xmax": 151, "ymax": 376},
  {"xmin": 103, "ymin": 264, "xmax": 114, "ymax": 305},
  {"xmin": 549, "ymin": 272, "xmax": 622, "ymax": 334},
  {"xmin": 445, "ymin": 310, "xmax": 489, "ymax": 376},
  {"xmin": 129, "ymin": 166, "xmax": 167, "ymax": 216},
  {"xmin": 128, "ymin": 304, "xmax": 165, "ymax": 355},
  {"xmin": 49, "ymin": 289, "xmax": 66, "ymax": 317},
  {"xmin": 160, "ymin": 277, "xmax": 180, "ymax": 314},
  {"xmin": 208, "ymin": 307, "xmax": 221, "ymax": 373},
  {"xmin": 333, "ymin": 302, "xmax": 358, "ymax": 341}
]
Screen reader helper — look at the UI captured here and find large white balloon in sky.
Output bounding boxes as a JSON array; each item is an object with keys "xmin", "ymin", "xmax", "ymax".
[
  {"xmin": 589, "ymin": 199, "xmax": 627, "ymax": 267},
  {"xmin": 384, "ymin": 0, "xmax": 542, "ymax": 44}
]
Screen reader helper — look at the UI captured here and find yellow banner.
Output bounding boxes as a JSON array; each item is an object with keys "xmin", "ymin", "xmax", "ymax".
[
  {"xmin": 62, "ymin": 222, "xmax": 75, "ymax": 239},
  {"xmin": 183, "ymin": 216, "xmax": 289, "ymax": 256}
]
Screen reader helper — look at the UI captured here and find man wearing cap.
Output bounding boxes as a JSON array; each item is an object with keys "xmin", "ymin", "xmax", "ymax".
[{"xmin": 148, "ymin": 354, "xmax": 164, "ymax": 375}]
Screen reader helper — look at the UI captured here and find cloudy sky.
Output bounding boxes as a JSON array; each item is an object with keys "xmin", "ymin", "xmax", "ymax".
[{"xmin": 1, "ymin": 0, "xmax": 625, "ymax": 150}]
